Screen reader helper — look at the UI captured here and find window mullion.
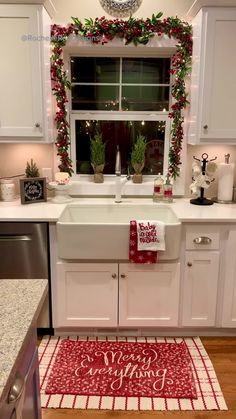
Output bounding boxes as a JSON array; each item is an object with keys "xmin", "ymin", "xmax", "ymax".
[{"xmin": 119, "ymin": 58, "xmax": 122, "ymax": 111}]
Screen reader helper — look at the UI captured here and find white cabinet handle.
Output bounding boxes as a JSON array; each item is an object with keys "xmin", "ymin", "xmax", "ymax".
[
  {"xmin": 120, "ymin": 274, "xmax": 126, "ymax": 278},
  {"xmin": 193, "ymin": 236, "xmax": 212, "ymax": 245}
]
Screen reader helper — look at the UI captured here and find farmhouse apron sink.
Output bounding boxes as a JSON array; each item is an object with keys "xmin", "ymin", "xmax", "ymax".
[{"xmin": 57, "ymin": 203, "xmax": 181, "ymax": 260}]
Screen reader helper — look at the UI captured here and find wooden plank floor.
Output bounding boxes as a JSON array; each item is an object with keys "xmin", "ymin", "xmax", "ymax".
[{"xmin": 41, "ymin": 337, "xmax": 236, "ymax": 419}]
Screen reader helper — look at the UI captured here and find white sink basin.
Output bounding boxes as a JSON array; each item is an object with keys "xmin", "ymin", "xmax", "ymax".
[{"xmin": 57, "ymin": 203, "xmax": 181, "ymax": 260}]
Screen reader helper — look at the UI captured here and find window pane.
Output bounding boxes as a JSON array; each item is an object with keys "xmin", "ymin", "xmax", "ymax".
[
  {"xmin": 122, "ymin": 86, "xmax": 169, "ymax": 111},
  {"xmin": 71, "ymin": 57, "xmax": 120, "ymax": 83},
  {"xmin": 72, "ymin": 85, "xmax": 119, "ymax": 110},
  {"xmin": 122, "ymin": 58, "xmax": 170, "ymax": 84},
  {"xmin": 75, "ymin": 120, "xmax": 165, "ymax": 175}
]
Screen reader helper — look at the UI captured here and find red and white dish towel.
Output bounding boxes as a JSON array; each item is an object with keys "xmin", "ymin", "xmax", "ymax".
[{"xmin": 129, "ymin": 220, "xmax": 165, "ymax": 264}]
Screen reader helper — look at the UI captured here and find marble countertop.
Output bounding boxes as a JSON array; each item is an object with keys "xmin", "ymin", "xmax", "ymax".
[
  {"xmin": 0, "ymin": 197, "xmax": 236, "ymax": 222},
  {"xmin": 0, "ymin": 279, "xmax": 48, "ymax": 405}
]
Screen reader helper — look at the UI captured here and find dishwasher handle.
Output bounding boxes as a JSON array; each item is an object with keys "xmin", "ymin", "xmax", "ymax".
[{"xmin": 0, "ymin": 235, "xmax": 32, "ymax": 242}]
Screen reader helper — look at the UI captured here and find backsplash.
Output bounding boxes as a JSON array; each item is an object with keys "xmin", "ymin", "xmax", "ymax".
[
  {"xmin": 0, "ymin": 143, "xmax": 236, "ymax": 198},
  {"xmin": 0, "ymin": 143, "xmax": 54, "ymax": 195},
  {"xmin": 0, "ymin": 144, "xmax": 54, "ymax": 178}
]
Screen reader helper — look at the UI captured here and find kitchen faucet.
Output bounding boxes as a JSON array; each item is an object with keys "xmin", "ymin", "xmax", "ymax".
[{"xmin": 114, "ymin": 146, "xmax": 130, "ymax": 203}]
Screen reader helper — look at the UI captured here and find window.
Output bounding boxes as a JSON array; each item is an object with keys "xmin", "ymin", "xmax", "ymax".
[{"xmin": 70, "ymin": 56, "xmax": 172, "ymax": 176}]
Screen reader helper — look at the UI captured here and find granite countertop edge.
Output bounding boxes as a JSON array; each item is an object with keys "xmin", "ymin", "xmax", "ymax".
[{"xmin": 0, "ymin": 279, "xmax": 48, "ymax": 405}]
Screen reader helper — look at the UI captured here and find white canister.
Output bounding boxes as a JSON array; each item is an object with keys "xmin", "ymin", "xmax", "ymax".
[{"xmin": 0, "ymin": 179, "xmax": 16, "ymax": 201}]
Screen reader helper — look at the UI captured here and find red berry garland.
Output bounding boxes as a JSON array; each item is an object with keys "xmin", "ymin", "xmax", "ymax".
[{"xmin": 51, "ymin": 14, "xmax": 192, "ymax": 178}]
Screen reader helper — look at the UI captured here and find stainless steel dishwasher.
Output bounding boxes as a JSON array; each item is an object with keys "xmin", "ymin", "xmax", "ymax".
[{"xmin": 0, "ymin": 222, "xmax": 51, "ymax": 329}]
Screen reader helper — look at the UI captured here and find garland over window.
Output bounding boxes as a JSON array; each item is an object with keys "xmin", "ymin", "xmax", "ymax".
[{"xmin": 51, "ymin": 13, "xmax": 192, "ymax": 178}]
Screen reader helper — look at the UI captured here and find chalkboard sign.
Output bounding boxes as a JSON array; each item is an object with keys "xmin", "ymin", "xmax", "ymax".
[{"xmin": 20, "ymin": 177, "xmax": 47, "ymax": 204}]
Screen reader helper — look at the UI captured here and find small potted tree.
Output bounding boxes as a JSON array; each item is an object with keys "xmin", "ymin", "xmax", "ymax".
[
  {"xmin": 131, "ymin": 134, "xmax": 146, "ymax": 183},
  {"xmin": 25, "ymin": 158, "xmax": 40, "ymax": 178},
  {"xmin": 90, "ymin": 132, "xmax": 106, "ymax": 183}
]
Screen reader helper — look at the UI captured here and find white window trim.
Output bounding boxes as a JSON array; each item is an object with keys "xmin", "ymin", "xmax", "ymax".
[
  {"xmin": 62, "ymin": 36, "xmax": 187, "ymax": 196},
  {"xmin": 70, "ymin": 112, "xmax": 171, "ymax": 178}
]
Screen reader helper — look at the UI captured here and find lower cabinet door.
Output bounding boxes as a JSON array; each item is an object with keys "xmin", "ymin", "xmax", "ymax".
[
  {"xmin": 0, "ymin": 332, "xmax": 41, "ymax": 419},
  {"xmin": 182, "ymin": 251, "xmax": 219, "ymax": 327},
  {"xmin": 222, "ymin": 230, "xmax": 236, "ymax": 327},
  {"xmin": 55, "ymin": 262, "xmax": 118, "ymax": 327},
  {"xmin": 22, "ymin": 348, "xmax": 41, "ymax": 419},
  {"xmin": 119, "ymin": 263, "xmax": 180, "ymax": 327}
]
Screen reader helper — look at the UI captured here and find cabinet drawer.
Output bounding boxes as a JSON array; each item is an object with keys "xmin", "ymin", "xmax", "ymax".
[{"xmin": 185, "ymin": 226, "xmax": 220, "ymax": 250}]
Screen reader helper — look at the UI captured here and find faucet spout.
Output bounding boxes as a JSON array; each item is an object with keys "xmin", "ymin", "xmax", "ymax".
[
  {"xmin": 114, "ymin": 146, "xmax": 130, "ymax": 202},
  {"xmin": 115, "ymin": 145, "xmax": 121, "ymax": 176}
]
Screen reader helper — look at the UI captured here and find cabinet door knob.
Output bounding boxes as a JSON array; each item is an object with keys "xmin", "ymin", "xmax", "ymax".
[
  {"xmin": 193, "ymin": 236, "xmax": 212, "ymax": 245},
  {"xmin": 120, "ymin": 274, "xmax": 126, "ymax": 278},
  {"xmin": 35, "ymin": 123, "xmax": 40, "ymax": 128},
  {"xmin": 111, "ymin": 273, "xmax": 117, "ymax": 278},
  {"xmin": 203, "ymin": 124, "xmax": 208, "ymax": 130},
  {"xmin": 187, "ymin": 262, "xmax": 192, "ymax": 267}
]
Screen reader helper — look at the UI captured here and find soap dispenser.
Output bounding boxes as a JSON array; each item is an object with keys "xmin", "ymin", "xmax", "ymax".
[
  {"xmin": 153, "ymin": 173, "xmax": 164, "ymax": 202},
  {"xmin": 163, "ymin": 174, "xmax": 173, "ymax": 202}
]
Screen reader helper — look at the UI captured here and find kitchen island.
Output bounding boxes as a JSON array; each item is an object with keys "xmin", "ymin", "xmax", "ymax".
[
  {"xmin": 0, "ymin": 279, "xmax": 48, "ymax": 419},
  {"xmin": 1, "ymin": 197, "xmax": 236, "ymax": 334}
]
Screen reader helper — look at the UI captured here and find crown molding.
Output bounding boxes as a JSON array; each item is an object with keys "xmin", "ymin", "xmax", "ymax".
[
  {"xmin": 187, "ymin": 0, "xmax": 236, "ymax": 19},
  {"xmin": 0, "ymin": 0, "xmax": 56, "ymax": 17}
]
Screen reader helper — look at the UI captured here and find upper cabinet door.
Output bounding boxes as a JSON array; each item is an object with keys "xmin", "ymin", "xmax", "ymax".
[
  {"xmin": 0, "ymin": 5, "xmax": 52, "ymax": 141},
  {"xmin": 188, "ymin": 8, "xmax": 236, "ymax": 144}
]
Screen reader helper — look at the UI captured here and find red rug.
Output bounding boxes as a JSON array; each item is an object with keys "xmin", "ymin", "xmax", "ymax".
[{"xmin": 45, "ymin": 339, "xmax": 197, "ymax": 399}]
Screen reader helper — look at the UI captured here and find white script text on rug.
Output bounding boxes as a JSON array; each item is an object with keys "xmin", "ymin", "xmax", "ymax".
[{"xmin": 39, "ymin": 336, "xmax": 227, "ymax": 411}]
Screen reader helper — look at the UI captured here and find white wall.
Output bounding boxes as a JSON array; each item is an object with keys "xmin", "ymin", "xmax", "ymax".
[
  {"xmin": 52, "ymin": 0, "xmax": 193, "ymax": 23},
  {"xmin": 1, "ymin": 0, "xmax": 236, "ymax": 198}
]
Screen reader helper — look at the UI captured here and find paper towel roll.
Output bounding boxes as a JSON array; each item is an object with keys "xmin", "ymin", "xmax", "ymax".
[{"xmin": 217, "ymin": 163, "xmax": 234, "ymax": 201}]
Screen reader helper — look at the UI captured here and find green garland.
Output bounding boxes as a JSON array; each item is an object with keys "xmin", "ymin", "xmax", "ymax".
[{"xmin": 51, "ymin": 13, "xmax": 192, "ymax": 178}]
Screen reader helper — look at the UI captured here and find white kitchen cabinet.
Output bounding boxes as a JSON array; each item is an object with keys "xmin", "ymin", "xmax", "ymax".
[
  {"xmin": 54, "ymin": 261, "xmax": 180, "ymax": 329},
  {"xmin": 0, "ymin": 5, "xmax": 52, "ymax": 142},
  {"xmin": 182, "ymin": 224, "xmax": 220, "ymax": 327},
  {"xmin": 55, "ymin": 262, "xmax": 118, "ymax": 328},
  {"xmin": 182, "ymin": 251, "xmax": 219, "ymax": 326},
  {"xmin": 189, "ymin": 7, "xmax": 236, "ymax": 144},
  {"xmin": 119, "ymin": 263, "xmax": 180, "ymax": 327},
  {"xmin": 221, "ymin": 230, "xmax": 236, "ymax": 327}
]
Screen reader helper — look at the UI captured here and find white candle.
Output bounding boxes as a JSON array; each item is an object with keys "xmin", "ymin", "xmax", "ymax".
[{"xmin": 55, "ymin": 172, "xmax": 70, "ymax": 184}]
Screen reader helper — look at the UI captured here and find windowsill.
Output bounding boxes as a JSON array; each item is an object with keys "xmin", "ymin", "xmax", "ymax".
[{"xmin": 68, "ymin": 175, "xmax": 184, "ymax": 197}]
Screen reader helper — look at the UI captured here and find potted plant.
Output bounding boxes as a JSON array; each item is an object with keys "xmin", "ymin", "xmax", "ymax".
[
  {"xmin": 131, "ymin": 134, "xmax": 146, "ymax": 183},
  {"xmin": 90, "ymin": 132, "xmax": 106, "ymax": 183}
]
